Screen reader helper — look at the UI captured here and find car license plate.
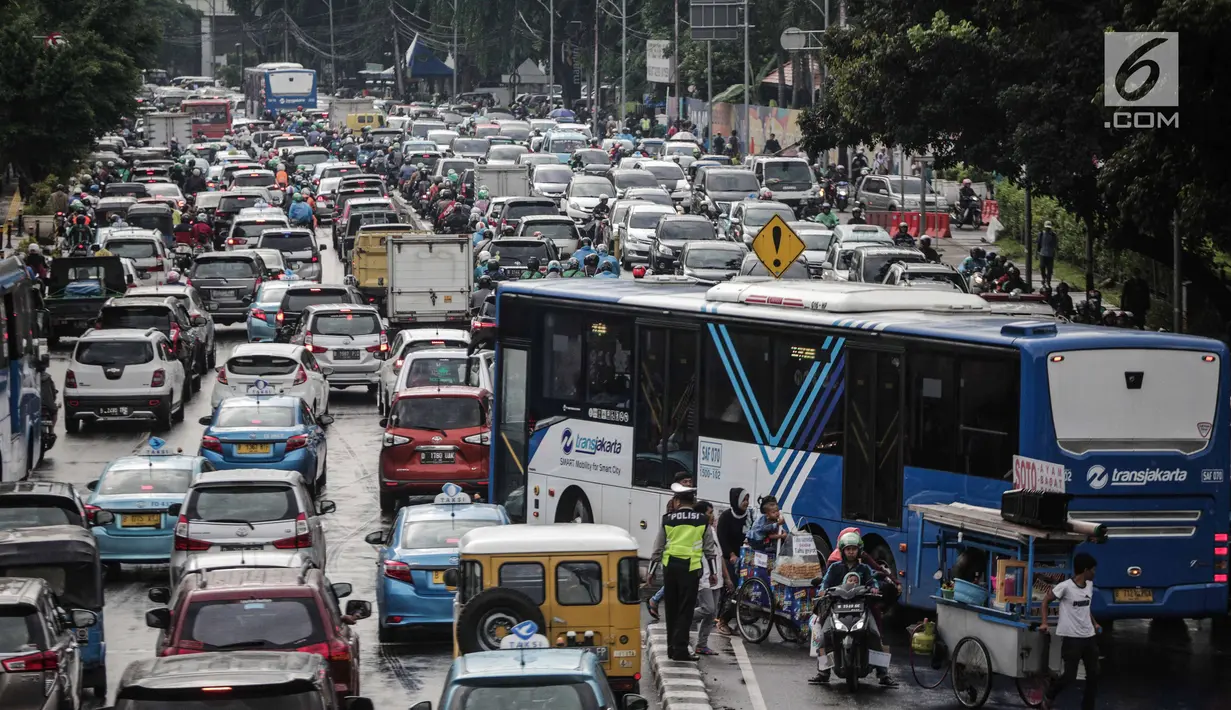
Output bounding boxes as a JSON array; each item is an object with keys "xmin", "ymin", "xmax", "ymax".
[
  {"xmin": 121, "ymin": 513, "xmax": 162, "ymax": 528},
  {"xmin": 432, "ymin": 570, "xmax": 446, "ymax": 585},
  {"xmin": 334, "ymin": 349, "xmax": 360, "ymax": 360},
  {"xmin": 211, "ymin": 289, "xmax": 236, "ymax": 299},
  {"xmin": 221, "ymin": 545, "xmax": 261, "ymax": 552},
  {"xmin": 1113, "ymin": 588, "xmax": 1154, "ymax": 603},
  {"xmin": 421, "ymin": 451, "xmax": 455, "ymax": 464},
  {"xmin": 582, "ymin": 646, "xmax": 609, "ymax": 661},
  {"xmin": 98, "ymin": 406, "xmax": 130, "ymax": 417},
  {"xmin": 237, "ymin": 443, "xmax": 272, "ymax": 454}
]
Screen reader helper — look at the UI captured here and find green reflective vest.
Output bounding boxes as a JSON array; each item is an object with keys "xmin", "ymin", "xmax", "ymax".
[{"xmin": 662, "ymin": 510, "xmax": 707, "ymax": 571}]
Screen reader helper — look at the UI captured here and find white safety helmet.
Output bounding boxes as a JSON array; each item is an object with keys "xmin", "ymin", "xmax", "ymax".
[{"xmin": 165, "ymin": 270, "xmax": 181, "ymax": 284}]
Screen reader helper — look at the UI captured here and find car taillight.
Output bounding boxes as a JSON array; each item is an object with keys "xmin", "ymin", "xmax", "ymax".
[
  {"xmin": 150, "ymin": 257, "xmax": 164, "ymax": 272},
  {"xmin": 276, "ymin": 309, "xmax": 285, "ymax": 324},
  {"xmin": 169, "ymin": 323, "xmax": 181, "ymax": 345},
  {"xmin": 383, "ymin": 560, "xmax": 413, "ymax": 583},
  {"xmin": 150, "ymin": 368, "xmax": 166, "ymax": 387},
  {"xmin": 393, "ymin": 358, "xmax": 404, "ymax": 371},
  {"xmin": 173, "ymin": 515, "xmax": 212, "ymax": 551},
  {"xmin": 252, "ymin": 308, "xmax": 267, "ymax": 321},
  {"xmin": 379, "ymin": 329, "xmax": 388, "ymax": 352},
  {"xmin": 273, "ymin": 513, "xmax": 312, "ymax": 548},
  {"xmin": 305, "ymin": 332, "xmax": 327, "ymax": 353},
  {"xmin": 462, "ymin": 431, "xmax": 491, "ymax": 445},
  {"xmin": 286, "ymin": 433, "xmax": 309, "ymax": 452},
  {"xmin": 294, "ymin": 366, "xmax": 308, "ymax": 385},
  {"xmin": 2, "ymin": 649, "xmax": 58, "ymax": 672},
  {"xmin": 65, "ymin": 369, "xmax": 77, "ymax": 388},
  {"xmin": 216, "ymin": 367, "xmax": 228, "ymax": 384},
  {"xmin": 311, "ymin": 255, "xmax": 319, "ymax": 262},
  {"xmin": 200, "ymin": 435, "xmax": 222, "ymax": 453},
  {"xmin": 84, "ymin": 504, "xmax": 104, "ymax": 525}
]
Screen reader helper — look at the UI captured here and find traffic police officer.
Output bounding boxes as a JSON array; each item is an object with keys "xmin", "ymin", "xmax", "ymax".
[{"xmin": 648, "ymin": 481, "xmax": 719, "ymax": 661}]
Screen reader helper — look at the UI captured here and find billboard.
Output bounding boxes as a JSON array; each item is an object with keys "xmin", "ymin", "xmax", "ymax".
[{"xmin": 646, "ymin": 40, "xmax": 675, "ymax": 84}]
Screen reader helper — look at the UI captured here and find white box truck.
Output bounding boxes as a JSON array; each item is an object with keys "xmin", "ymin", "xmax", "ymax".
[
  {"xmin": 474, "ymin": 164, "xmax": 530, "ymax": 198},
  {"xmin": 386, "ymin": 233, "xmax": 473, "ymax": 329},
  {"xmin": 143, "ymin": 112, "xmax": 193, "ymax": 147},
  {"xmin": 328, "ymin": 97, "xmax": 377, "ymax": 129}
]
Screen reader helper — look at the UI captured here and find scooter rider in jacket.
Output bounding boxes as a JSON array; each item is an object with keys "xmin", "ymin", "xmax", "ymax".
[
  {"xmin": 288, "ymin": 194, "xmax": 314, "ymax": 227},
  {"xmin": 892, "ymin": 222, "xmax": 915, "ymax": 247},
  {"xmin": 811, "ymin": 530, "xmax": 898, "ymax": 687},
  {"xmin": 811, "ymin": 203, "xmax": 839, "ymax": 229}
]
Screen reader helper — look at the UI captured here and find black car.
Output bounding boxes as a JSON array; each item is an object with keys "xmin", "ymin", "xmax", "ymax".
[
  {"xmin": 497, "ymin": 197, "xmax": 560, "ymax": 232},
  {"xmin": 0, "ymin": 481, "xmax": 111, "ymax": 530},
  {"xmin": 482, "ymin": 237, "xmax": 559, "ymax": 279},
  {"xmin": 96, "ymin": 296, "xmax": 206, "ymax": 393},
  {"xmin": 275, "ymin": 283, "xmax": 365, "ymax": 341},
  {"xmin": 648, "ymin": 215, "xmax": 720, "ymax": 272}
]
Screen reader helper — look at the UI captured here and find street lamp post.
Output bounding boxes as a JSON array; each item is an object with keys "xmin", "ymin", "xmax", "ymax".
[
  {"xmin": 235, "ymin": 42, "xmax": 243, "ymax": 79},
  {"xmin": 452, "ymin": 0, "xmax": 459, "ymax": 99},
  {"xmin": 327, "ymin": 0, "xmax": 336, "ymax": 93}
]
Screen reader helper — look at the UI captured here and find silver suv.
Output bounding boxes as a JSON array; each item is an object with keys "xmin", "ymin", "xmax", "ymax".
[
  {"xmin": 0, "ymin": 577, "xmax": 97, "ymax": 710},
  {"xmin": 289, "ymin": 303, "xmax": 387, "ymax": 395},
  {"xmin": 168, "ymin": 469, "xmax": 334, "ymax": 586},
  {"xmin": 64, "ymin": 328, "xmax": 188, "ymax": 432}
]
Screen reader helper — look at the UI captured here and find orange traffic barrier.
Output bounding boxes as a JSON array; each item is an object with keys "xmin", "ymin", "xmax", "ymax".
[
  {"xmin": 982, "ymin": 200, "xmax": 999, "ymax": 223},
  {"xmin": 865, "ymin": 210, "xmax": 899, "ymax": 230},
  {"xmin": 923, "ymin": 212, "xmax": 952, "ymax": 239}
]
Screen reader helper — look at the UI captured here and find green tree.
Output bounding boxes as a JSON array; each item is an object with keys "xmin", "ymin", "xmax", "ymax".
[{"xmin": 0, "ymin": 0, "xmax": 159, "ymax": 192}]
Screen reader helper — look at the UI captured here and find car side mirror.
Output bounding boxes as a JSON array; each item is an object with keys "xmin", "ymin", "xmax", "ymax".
[
  {"xmin": 166, "ymin": 503, "xmax": 182, "ymax": 517},
  {"xmin": 320, "ymin": 244, "xmax": 328, "ymax": 251},
  {"xmin": 331, "ymin": 582, "xmax": 353, "ymax": 599},
  {"xmin": 86, "ymin": 480, "xmax": 99, "ymax": 491},
  {"xmin": 198, "ymin": 415, "xmax": 212, "ymax": 425},
  {"xmin": 317, "ymin": 500, "xmax": 337, "ymax": 515},
  {"xmin": 145, "ymin": 607, "xmax": 171, "ymax": 629},
  {"xmin": 443, "ymin": 568, "xmax": 459, "ymax": 588},
  {"xmin": 148, "ymin": 587, "xmax": 170, "ymax": 604},
  {"xmin": 623, "ymin": 694, "xmax": 649, "ymax": 710},
  {"xmin": 70, "ymin": 609, "xmax": 98, "ymax": 629},
  {"xmin": 364, "ymin": 530, "xmax": 387, "ymax": 546},
  {"xmin": 409, "ymin": 703, "xmax": 432, "ymax": 710},
  {"xmin": 92, "ymin": 511, "xmax": 115, "ymax": 527},
  {"xmin": 344, "ymin": 600, "xmax": 372, "ymax": 620},
  {"xmin": 318, "ymin": 414, "xmax": 335, "ymax": 427},
  {"xmin": 378, "ymin": 418, "xmax": 389, "ymax": 429},
  {"xmin": 126, "ymin": 274, "xmax": 135, "ymax": 286}
]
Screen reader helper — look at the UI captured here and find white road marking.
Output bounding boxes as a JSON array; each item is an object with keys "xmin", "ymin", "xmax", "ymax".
[{"xmin": 729, "ymin": 638, "xmax": 768, "ymax": 710}]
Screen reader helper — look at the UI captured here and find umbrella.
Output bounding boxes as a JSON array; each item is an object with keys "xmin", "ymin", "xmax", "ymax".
[
  {"xmin": 549, "ymin": 108, "xmax": 576, "ymax": 119},
  {"xmin": 671, "ymin": 131, "xmax": 697, "ymax": 143}
]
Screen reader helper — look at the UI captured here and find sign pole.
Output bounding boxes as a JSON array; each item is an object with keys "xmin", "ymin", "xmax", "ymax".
[
  {"xmin": 743, "ymin": 0, "xmax": 750, "ymax": 158},
  {"xmin": 707, "ymin": 41, "xmax": 713, "ymax": 151}
]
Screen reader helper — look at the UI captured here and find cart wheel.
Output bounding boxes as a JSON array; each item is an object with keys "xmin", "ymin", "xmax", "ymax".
[
  {"xmin": 951, "ymin": 636, "xmax": 993, "ymax": 708},
  {"xmin": 1015, "ymin": 675, "xmax": 1049, "ymax": 708},
  {"xmin": 908, "ymin": 627, "xmax": 950, "ymax": 689},
  {"xmin": 773, "ymin": 614, "xmax": 803, "ymax": 644},
  {"xmin": 735, "ymin": 577, "xmax": 773, "ymax": 644}
]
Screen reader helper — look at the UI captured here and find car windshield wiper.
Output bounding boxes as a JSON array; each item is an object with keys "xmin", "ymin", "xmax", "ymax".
[
  {"xmin": 203, "ymin": 518, "xmax": 256, "ymax": 530},
  {"xmin": 206, "ymin": 639, "xmax": 276, "ymax": 650},
  {"xmin": 400, "ymin": 423, "xmax": 448, "ymax": 437}
]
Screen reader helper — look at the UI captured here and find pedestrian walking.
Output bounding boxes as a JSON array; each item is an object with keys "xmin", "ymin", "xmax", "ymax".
[
  {"xmin": 648, "ymin": 481, "xmax": 718, "ymax": 662},
  {"xmin": 692, "ymin": 501, "xmax": 731, "ymax": 655},
  {"xmin": 1040, "ymin": 553, "xmax": 1100, "ymax": 710},
  {"xmin": 1120, "ymin": 268, "xmax": 1152, "ymax": 328},
  {"xmin": 1036, "ymin": 220, "xmax": 1059, "ymax": 288}
]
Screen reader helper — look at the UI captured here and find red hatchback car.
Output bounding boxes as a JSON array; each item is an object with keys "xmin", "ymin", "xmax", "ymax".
[
  {"xmin": 145, "ymin": 567, "xmax": 371, "ymax": 696},
  {"xmin": 378, "ymin": 385, "xmax": 491, "ymax": 512}
]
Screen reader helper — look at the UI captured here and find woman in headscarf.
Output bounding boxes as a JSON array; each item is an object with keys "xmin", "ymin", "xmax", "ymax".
[{"xmin": 714, "ymin": 488, "xmax": 750, "ymax": 635}]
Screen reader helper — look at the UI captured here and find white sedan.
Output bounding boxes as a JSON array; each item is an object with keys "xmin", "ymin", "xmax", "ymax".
[
  {"xmin": 377, "ymin": 328, "xmax": 471, "ymax": 414},
  {"xmin": 211, "ymin": 343, "xmax": 332, "ymax": 415}
]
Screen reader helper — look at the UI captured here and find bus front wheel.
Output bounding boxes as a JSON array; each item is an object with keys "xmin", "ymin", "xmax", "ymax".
[{"xmin": 555, "ymin": 488, "xmax": 593, "ymax": 524}]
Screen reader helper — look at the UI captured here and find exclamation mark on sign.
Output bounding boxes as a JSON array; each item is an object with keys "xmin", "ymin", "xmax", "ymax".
[{"xmin": 772, "ymin": 226, "xmax": 782, "ymax": 268}]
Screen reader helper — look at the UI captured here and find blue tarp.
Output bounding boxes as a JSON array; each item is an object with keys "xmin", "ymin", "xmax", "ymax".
[
  {"xmin": 65, "ymin": 281, "xmax": 103, "ymax": 298},
  {"xmin": 407, "ymin": 50, "xmax": 453, "ymax": 78}
]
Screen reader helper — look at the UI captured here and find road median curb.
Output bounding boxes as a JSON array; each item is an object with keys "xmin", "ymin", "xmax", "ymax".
[{"xmin": 646, "ymin": 622, "xmax": 713, "ymax": 710}]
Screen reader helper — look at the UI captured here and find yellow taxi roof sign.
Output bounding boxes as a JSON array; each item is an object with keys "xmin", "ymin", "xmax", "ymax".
[{"xmin": 751, "ymin": 214, "xmax": 805, "ymax": 279}]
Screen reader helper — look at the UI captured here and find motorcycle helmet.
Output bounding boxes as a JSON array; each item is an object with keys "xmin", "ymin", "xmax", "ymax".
[
  {"xmin": 89, "ymin": 185, "xmax": 99, "ymax": 193},
  {"xmin": 165, "ymin": 270, "xmax": 180, "ymax": 284},
  {"xmin": 501, "ymin": 225, "xmax": 515, "ymax": 236},
  {"xmin": 851, "ymin": 206, "xmax": 863, "ymax": 217},
  {"xmin": 27, "ymin": 243, "xmax": 40, "ymax": 255},
  {"xmin": 478, "ymin": 274, "xmax": 493, "ymax": 289},
  {"xmin": 292, "ymin": 193, "xmax": 303, "ymax": 202},
  {"xmin": 599, "ymin": 260, "xmax": 615, "ymax": 275},
  {"xmin": 547, "ymin": 259, "xmax": 562, "ymax": 273},
  {"xmin": 758, "ymin": 187, "xmax": 773, "ymax": 200},
  {"xmin": 532, "ymin": 231, "xmax": 543, "ymax": 239},
  {"xmin": 596, "ymin": 243, "xmax": 608, "ymax": 255},
  {"xmin": 837, "ymin": 530, "xmax": 863, "ymax": 555},
  {"xmin": 598, "ymin": 194, "xmax": 609, "ymax": 203},
  {"xmin": 584, "ymin": 253, "xmax": 599, "ymax": 268},
  {"xmin": 477, "ymin": 251, "xmax": 491, "ymax": 265},
  {"xmin": 820, "ymin": 202, "xmax": 831, "ymax": 210},
  {"xmin": 566, "ymin": 257, "xmax": 580, "ymax": 271},
  {"xmin": 580, "ymin": 237, "xmax": 592, "ymax": 248},
  {"xmin": 962, "ymin": 178, "xmax": 972, "ymax": 186},
  {"xmin": 527, "ymin": 257, "xmax": 541, "ymax": 272},
  {"xmin": 900, "ymin": 222, "xmax": 911, "ymax": 230}
]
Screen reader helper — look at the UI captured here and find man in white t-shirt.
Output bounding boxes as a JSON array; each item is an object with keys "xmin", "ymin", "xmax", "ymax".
[{"xmin": 1039, "ymin": 553, "xmax": 1100, "ymax": 710}]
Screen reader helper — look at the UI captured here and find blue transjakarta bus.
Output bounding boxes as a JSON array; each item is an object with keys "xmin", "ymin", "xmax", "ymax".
[
  {"xmin": 0, "ymin": 256, "xmax": 46, "ymax": 481},
  {"xmin": 486, "ymin": 278, "xmax": 1231, "ymax": 620},
  {"xmin": 243, "ymin": 63, "xmax": 318, "ymax": 117}
]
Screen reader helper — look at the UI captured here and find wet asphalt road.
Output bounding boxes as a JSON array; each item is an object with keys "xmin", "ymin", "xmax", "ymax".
[{"xmin": 36, "ymin": 220, "xmax": 457, "ymax": 709}]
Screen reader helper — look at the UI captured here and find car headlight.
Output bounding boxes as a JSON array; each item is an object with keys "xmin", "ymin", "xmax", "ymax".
[
  {"xmin": 569, "ymin": 201, "xmax": 580, "ymax": 210},
  {"xmin": 656, "ymin": 242, "xmax": 673, "ymax": 256}
]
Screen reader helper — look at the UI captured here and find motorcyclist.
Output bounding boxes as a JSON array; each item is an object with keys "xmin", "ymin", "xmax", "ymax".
[
  {"xmin": 165, "ymin": 270, "xmax": 182, "ymax": 285},
  {"xmin": 520, "ymin": 257, "xmax": 545, "ymax": 279},
  {"xmin": 984, "ymin": 254, "xmax": 1008, "ymax": 283},
  {"xmin": 851, "ymin": 150, "xmax": 869, "ymax": 173},
  {"xmin": 591, "ymin": 194, "xmax": 611, "ymax": 222},
  {"xmin": 811, "ymin": 202, "xmax": 839, "ymax": 229},
  {"xmin": 891, "ymin": 222, "xmax": 915, "ymax": 247},
  {"xmin": 470, "ymin": 274, "xmax": 494, "ymax": 310},
  {"xmin": 594, "ymin": 260, "xmax": 619, "ymax": 278},
  {"xmin": 191, "ymin": 212, "xmax": 213, "ymax": 248},
  {"xmin": 596, "ymin": 243, "xmax": 619, "ymax": 272},
  {"xmin": 581, "ymin": 253, "xmax": 601, "ymax": 277},
  {"xmin": 811, "ymin": 530, "xmax": 898, "ymax": 687},
  {"xmin": 1051, "ymin": 282, "xmax": 1075, "ymax": 318},
  {"xmin": 24, "ymin": 243, "xmax": 48, "ymax": 280},
  {"xmin": 918, "ymin": 236, "xmax": 940, "ymax": 263},
  {"xmin": 958, "ymin": 247, "xmax": 987, "ymax": 277},
  {"xmin": 184, "ymin": 168, "xmax": 207, "ymax": 195},
  {"xmin": 958, "ymin": 178, "xmax": 977, "ymax": 218},
  {"xmin": 757, "ymin": 187, "xmax": 774, "ymax": 201},
  {"xmin": 473, "ymin": 186, "xmax": 491, "ymax": 215},
  {"xmin": 109, "ymin": 213, "xmax": 127, "ymax": 228},
  {"xmin": 288, "ymin": 193, "xmax": 314, "ymax": 227},
  {"xmin": 545, "ymin": 259, "xmax": 563, "ymax": 278},
  {"xmin": 573, "ymin": 237, "xmax": 597, "ymax": 263},
  {"xmin": 846, "ymin": 206, "xmax": 866, "ymax": 225},
  {"xmin": 561, "ymin": 257, "xmax": 583, "ymax": 278},
  {"xmin": 996, "ymin": 265, "xmax": 1028, "ymax": 293},
  {"xmin": 474, "ymin": 251, "xmax": 491, "ymax": 280},
  {"xmin": 90, "ymin": 243, "xmax": 114, "ymax": 257},
  {"xmin": 484, "ymin": 256, "xmax": 506, "ymax": 281}
]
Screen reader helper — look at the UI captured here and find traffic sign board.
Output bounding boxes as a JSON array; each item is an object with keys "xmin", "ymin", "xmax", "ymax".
[
  {"xmin": 751, "ymin": 215, "xmax": 805, "ymax": 278},
  {"xmin": 44, "ymin": 32, "xmax": 64, "ymax": 49}
]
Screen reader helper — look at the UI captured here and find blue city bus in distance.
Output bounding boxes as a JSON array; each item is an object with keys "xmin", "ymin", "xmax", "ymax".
[
  {"xmin": 486, "ymin": 278, "xmax": 1231, "ymax": 620},
  {"xmin": 244, "ymin": 63, "xmax": 318, "ymax": 117},
  {"xmin": 0, "ymin": 256, "xmax": 44, "ymax": 482}
]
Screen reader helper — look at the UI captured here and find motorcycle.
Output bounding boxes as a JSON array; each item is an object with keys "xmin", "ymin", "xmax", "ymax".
[
  {"xmin": 815, "ymin": 581, "xmax": 890, "ymax": 691},
  {"xmin": 951, "ymin": 196, "xmax": 983, "ymax": 230},
  {"xmin": 833, "ymin": 182, "xmax": 850, "ymax": 211}
]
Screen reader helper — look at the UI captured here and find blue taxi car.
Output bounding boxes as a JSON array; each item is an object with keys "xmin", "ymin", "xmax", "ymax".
[
  {"xmin": 197, "ymin": 393, "xmax": 333, "ymax": 493},
  {"xmin": 246, "ymin": 280, "xmax": 293, "ymax": 342},
  {"xmin": 411, "ymin": 642, "xmax": 647, "ymax": 710},
  {"xmin": 86, "ymin": 446, "xmax": 211, "ymax": 568},
  {"xmin": 364, "ymin": 484, "xmax": 509, "ymax": 641}
]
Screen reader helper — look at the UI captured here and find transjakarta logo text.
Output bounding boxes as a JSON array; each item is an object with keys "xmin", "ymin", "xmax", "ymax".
[
  {"xmin": 561, "ymin": 427, "xmax": 622, "ymax": 456},
  {"xmin": 1086, "ymin": 464, "xmax": 1186, "ymax": 489}
]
